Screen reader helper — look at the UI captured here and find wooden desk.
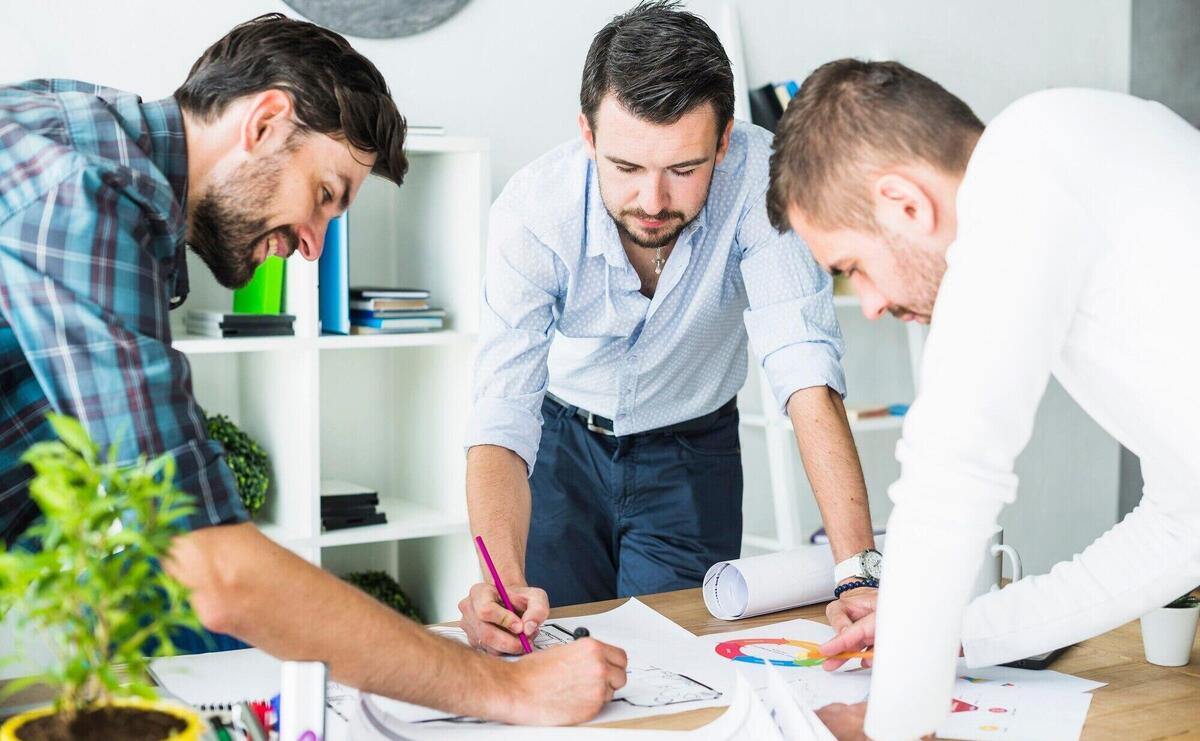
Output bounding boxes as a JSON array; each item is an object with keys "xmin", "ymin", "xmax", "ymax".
[
  {"xmin": 4, "ymin": 590, "xmax": 1196, "ymax": 737},
  {"xmin": 557, "ymin": 588, "xmax": 1200, "ymax": 740}
]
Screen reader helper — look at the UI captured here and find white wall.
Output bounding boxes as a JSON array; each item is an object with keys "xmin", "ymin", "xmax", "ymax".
[
  {"xmin": 1, "ymin": 0, "xmax": 1132, "ymax": 574},
  {"xmin": 2, "ymin": 0, "xmax": 1130, "ymax": 195}
]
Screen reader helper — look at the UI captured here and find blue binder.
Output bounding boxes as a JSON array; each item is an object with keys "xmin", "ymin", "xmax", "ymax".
[{"xmin": 318, "ymin": 214, "xmax": 350, "ymax": 334}]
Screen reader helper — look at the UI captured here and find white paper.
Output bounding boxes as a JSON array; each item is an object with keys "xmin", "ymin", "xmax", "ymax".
[
  {"xmin": 351, "ymin": 670, "xmax": 821, "ymax": 741},
  {"xmin": 953, "ymin": 659, "xmax": 1106, "ymax": 693},
  {"xmin": 936, "ymin": 683, "xmax": 1093, "ymax": 741},
  {"xmin": 703, "ymin": 539, "xmax": 885, "ymax": 620},
  {"xmin": 692, "ymin": 615, "xmax": 864, "ymax": 689},
  {"xmin": 149, "ymin": 648, "xmax": 281, "ymax": 706},
  {"xmin": 358, "ymin": 599, "xmax": 734, "ymax": 729},
  {"xmin": 149, "ymin": 648, "xmax": 356, "ymax": 735},
  {"xmin": 765, "ymin": 666, "xmax": 839, "ymax": 741}
]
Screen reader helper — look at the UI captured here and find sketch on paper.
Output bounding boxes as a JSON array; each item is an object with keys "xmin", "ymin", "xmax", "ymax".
[{"xmin": 614, "ymin": 667, "xmax": 722, "ymax": 708}]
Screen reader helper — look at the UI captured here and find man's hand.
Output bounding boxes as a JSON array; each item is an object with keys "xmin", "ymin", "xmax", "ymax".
[
  {"xmin": 494, "ymin": 638, "xmax": 629, "ymax": 725},
  {"xmin": 822, "ymin": 588, "xmax": 877, "ymax": 671},
  {"xmin": 815, "ymin": 702, "xmax": 869, "ymax": 741},
  {"xmin": 459, "ymin": 581, "xmax": 549, "ymax": 655}
]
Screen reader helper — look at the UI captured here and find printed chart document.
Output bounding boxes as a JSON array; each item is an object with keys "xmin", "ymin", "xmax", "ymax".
[{"xmin": 691, "ymin": 615, "xmax": 1102, "ymax": 741}]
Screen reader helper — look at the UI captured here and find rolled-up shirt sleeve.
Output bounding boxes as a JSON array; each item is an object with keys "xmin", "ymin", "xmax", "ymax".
[
  {"xmin": 464, "ymin": 198, "xmax": 562, "ymax": 474},
  {"xmin": 738, "ymin": 186, "xmax": 846, "ymax": 414}
]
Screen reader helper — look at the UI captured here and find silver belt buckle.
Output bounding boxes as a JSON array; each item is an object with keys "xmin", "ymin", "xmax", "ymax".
[{"xmin": 586, "ymin": 411, "xmax": 616, "ymax": 437}]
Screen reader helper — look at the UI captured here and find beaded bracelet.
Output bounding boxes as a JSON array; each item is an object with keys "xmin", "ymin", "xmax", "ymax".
[{"xmin": 834, "ymin": 578, "xmax": 879, "ymax": 599}]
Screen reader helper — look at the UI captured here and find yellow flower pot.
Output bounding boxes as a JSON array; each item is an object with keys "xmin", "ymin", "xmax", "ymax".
[{"xmin": 0, "ymin": 697, "xmax": 202, "ymax": 741}]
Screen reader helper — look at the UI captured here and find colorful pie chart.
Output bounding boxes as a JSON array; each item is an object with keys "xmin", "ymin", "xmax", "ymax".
[{"xmin": 714, "ymin": 637, "xmax": 870, "ymax": 667}]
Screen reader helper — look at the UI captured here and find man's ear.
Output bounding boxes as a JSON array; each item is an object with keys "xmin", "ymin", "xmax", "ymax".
[
  {"xmin": 873, "ymin": 172, "xmax": 936, "ymax": 237},
  {"xmin": 240, "ymin": 89, "xmax": 295, "ymax": 154},
  {"xmin": 578, "ymin": 112, "xmax": 597, "ymax": 160},
  {"xmin": 714, "ymin": 118, "xmax": 734, "ymax": 165}
]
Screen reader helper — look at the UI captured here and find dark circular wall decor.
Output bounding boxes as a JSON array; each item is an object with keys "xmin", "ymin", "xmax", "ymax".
[{"xmin": 283, "ymin": 0, "xmax": 470, "ymax": 39}]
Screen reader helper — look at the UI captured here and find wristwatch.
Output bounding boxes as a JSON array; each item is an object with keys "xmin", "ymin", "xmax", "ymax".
[{"xmin": 834, "ymin": 548, "xmax": 883, "ymax": 584}]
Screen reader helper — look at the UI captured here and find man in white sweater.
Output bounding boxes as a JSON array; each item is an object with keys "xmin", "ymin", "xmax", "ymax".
[{"xmin": 765, "ymin": 59, "xmax": 1200, "ymax": 740}]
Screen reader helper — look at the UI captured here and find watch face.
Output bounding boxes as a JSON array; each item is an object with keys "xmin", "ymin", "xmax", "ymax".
[{"xmin": 862, "ymin": 549, "xmax": 883, "ymax": 579}]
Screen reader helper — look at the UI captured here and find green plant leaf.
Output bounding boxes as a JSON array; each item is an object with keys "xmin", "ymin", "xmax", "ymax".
[{"xmin": 43, "ymin": 414, "xmax": 98, "ymax": 461}]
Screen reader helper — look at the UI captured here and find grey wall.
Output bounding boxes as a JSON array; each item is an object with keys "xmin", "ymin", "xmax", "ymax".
[
  {"xmin": 1119, "ymin": 0, "xmax": 1199, "ymax": 518},
  {"xmin": 1132, "ymin": 0, "xmax": 1200, "ymax": 126},
  {"xmin": 1, "ymin": 0, "xmax": 1132, "ymax": 196}
]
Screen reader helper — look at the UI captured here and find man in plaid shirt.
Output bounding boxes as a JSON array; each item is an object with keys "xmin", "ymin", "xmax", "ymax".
[{"xmin": 0, "ymin": 13, "xmax": 625, "ymax": 725}]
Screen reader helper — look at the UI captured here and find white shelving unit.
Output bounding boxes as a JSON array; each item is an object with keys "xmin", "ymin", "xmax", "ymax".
[
  {"xmin": 738, "ymin": 295, "xmax": 926, "ymax": 556},
  {"xmin": 174, "ymin": 135, "xmax": 489, "ymax": 622}
]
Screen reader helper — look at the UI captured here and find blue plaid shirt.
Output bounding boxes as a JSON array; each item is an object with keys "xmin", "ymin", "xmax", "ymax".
[{"xmin": 0, "ymin": 79, "xmax": 248, "ymax": 544}]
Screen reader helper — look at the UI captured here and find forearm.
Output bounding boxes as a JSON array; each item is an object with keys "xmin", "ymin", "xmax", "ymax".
[
  {"xmin": 963, "ymin": 485, "xmax": 1200, "ymax": 666},
  {"xmin": 787, "ymin": 386, "xmax": 875, "ymax": 562},
  {"xmin": 166, "ymin": 524, "xmax": 512, "ymax": 718},
  {"xmin": 466, "ymin": 444, "xmax": 533, "ymax": 586}
]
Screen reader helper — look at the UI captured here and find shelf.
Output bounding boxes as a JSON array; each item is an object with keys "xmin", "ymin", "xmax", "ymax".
[
  {"xmin": 316, "ymin": 330, "xmax": 468, "ymax": 351},
  {"xmin": 739, "ymin": 412, "xmax": 904, "ymax": 433},
  {"xmin": 173, "ymin": 334, "xmax": 303, "ymax": 355},
  {"xmin": 257, "ymin": 522, "xmax": 300, "ymax": 546},
  {"xmin": 309, "ymin": 498, "xmax": 468, "ymax": 548}
]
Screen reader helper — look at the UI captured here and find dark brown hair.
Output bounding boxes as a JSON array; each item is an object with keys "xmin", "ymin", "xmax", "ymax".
[
  {"xmin": 581, "ymin": 1, "xmax": 734, "ymax": 134},
  {"xmin": 767, "ymin": 59, "xmax": 983, "ymax": 232},
  {"xmin": 175, "ymin": 13, "xmax": 407, "ymax": 186}
]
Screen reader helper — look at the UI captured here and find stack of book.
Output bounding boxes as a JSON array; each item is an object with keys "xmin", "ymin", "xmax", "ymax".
[
  {"xmin": 320, "ymin": 480, "xmax": 387, "ymax": 531},
  {"xmin": 349, "ymin": 287, "xmax": 446, "ymax": 335},
  {"xmin": 185, "ymin": 310, "xmax": 295, "ymax": 338}
]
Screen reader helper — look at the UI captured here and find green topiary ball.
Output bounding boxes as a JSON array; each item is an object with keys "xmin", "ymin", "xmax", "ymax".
[
  {"xmin": 343, "ymin": 570, "xmax": 423, "ymax": 623},
  {"xmin": 205, "ymin": 412, "xmax": 270, "ymax": 517}
]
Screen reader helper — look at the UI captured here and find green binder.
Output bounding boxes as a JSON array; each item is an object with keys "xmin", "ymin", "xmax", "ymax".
[{"xmin": 233, "ymin": 256, "xmax": 285, "ymax": 314}]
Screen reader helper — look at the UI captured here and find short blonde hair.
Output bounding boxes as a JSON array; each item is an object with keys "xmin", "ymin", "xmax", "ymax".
[{"xmin": 767, "ymin": 59, "xmax": 984, "ymax": 233}]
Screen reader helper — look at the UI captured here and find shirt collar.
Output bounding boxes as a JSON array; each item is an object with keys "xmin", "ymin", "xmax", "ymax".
[
  {"xmin": 140, "ymin": 97, "xmax": 190, "ymax": 309},
  {"xmin": 584, "ymin": 160, "xmax": 626, "ymax": 268}
]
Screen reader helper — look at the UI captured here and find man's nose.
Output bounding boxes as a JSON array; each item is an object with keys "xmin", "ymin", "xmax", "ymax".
[
  {"xmin": 296, "ymin": 223, "xmax": 324, "ymax": 262},
  {"xmin": 639, "ymin": 174, "xmax": 668, "ymax": 216},
  {"xmin": 856, "ymin": 281, "xmax": 889, "ymax": 321}
]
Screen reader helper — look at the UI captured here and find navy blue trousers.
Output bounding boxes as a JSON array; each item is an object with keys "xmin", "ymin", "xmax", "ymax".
[{"xmin": 526, "ymin": 397, "xmax": 743, "ymax": 607}]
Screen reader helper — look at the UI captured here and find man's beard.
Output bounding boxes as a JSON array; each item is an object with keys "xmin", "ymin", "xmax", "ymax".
[
  {"xmin": 188, "ymin": 151, "xmax": 299, "ymax": 289},
  {"xmin": 883, "ymin": 229, "xmax": 947, "ymax": 320},
  {"xmin": 599, "ymin": 178, "xmax": 709, "ymax": 251}
]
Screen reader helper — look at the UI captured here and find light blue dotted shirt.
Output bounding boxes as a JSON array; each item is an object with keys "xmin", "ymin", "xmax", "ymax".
[{"xmin": 467, "ymin": 121, "xmax": 845, "ymax": 472}]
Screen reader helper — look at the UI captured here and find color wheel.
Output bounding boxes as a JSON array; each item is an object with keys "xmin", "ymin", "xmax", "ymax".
[{"xmin": 714, "ymin": 637, "xmax": 869, "ymax": 667}]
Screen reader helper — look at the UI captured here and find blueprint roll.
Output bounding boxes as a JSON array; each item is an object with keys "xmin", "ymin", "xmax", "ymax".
[{"xmin": 703, "ymin": 539, "xmax": 885, "ymax": 620}]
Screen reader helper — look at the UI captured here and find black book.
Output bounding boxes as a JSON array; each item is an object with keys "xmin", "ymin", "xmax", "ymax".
[
  {"xmin": 321, "ymin": 504, "xmax": 381, "ymax": 521},
  {"xmin": 322, "ymin": 511, "xmax": 388, "ymax": 531},
  {"xmin": 349, "ymin": 287, "xmax": 431, "ymax": 300},
  {"xmin": 320, "ymin": 493, "xmax": 380, "ymax": 513},
  {"xmin": 748, "ymin": 82, "xmax": 784, "ymax": 132}
]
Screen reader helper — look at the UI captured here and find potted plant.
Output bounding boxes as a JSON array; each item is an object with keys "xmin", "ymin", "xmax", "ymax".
[
  {"xmin": 0, "ymin": 414, "xmax": 204, "ymax": 740},
  {"xmin": 205, "ymin": 412, "xmax": 270, "ymax": 517},
  {"xmin": 1140, "ymin": 589, "xmax": 1200, "ymax": 667}
]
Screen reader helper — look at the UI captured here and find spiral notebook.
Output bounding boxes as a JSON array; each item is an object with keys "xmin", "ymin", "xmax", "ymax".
[{"xmin": 149, "ymin": 648, "xmax": 280, "ymax": 709}]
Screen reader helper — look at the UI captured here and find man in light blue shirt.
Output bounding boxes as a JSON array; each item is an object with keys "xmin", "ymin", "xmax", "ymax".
[{"xmin": 459, "ymin": 1, "xmax": 880, "ymax": 654}]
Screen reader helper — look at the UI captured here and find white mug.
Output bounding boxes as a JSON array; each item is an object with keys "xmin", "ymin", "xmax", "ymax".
[{"xmin": 972, "ymin": 530, "xmax": 1022, "ymax": 599}]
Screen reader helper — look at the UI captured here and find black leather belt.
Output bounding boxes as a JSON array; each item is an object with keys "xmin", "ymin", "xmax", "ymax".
[{"xmin": 546, "ymin": 393, "xmax": 737, "ymax": 438}]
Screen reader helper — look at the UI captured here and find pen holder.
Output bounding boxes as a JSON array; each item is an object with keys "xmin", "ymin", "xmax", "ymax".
[{"xmin": 280, "ymin": 661, "xmax": 327, "ymax": 740}]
